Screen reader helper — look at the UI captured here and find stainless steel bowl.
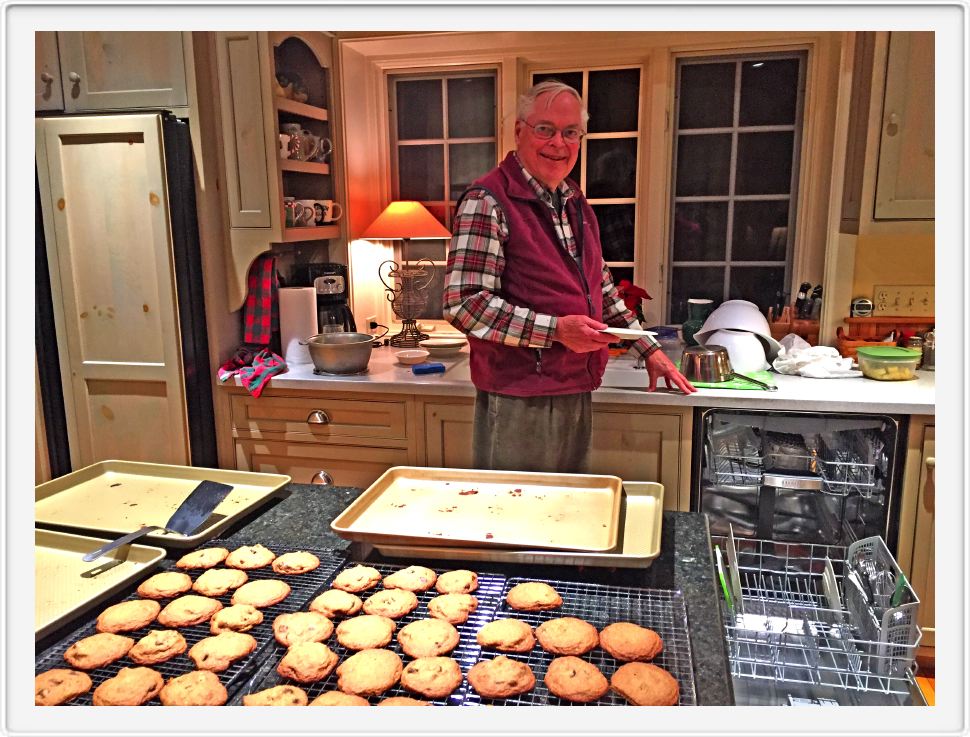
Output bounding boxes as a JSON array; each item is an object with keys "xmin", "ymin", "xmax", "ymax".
[
  {"xmin": 680, "ymin": 344, "xmax": 733, "ymax": 383},
  {"xmin": 301, "ymin": 332, "xmax": 374, "ymax": 374}
]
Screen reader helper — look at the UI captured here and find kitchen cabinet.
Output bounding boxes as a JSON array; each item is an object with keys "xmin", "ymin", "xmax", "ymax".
[
  {"xmin": 214, "ymin": 31, "xmax": 345, "ymax": 311},
  {"xmin": 896, "ymin": 416, "xmax": 935, "ymax": 664},
  {"xmin": 35, "ymin": 32, "xmax": 189, "ymax": 113}
]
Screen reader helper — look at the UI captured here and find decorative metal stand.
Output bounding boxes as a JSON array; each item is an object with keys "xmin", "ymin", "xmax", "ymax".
[{"xmin": 379, "ymin": 258, "xmax": 435, "ymax": 347}]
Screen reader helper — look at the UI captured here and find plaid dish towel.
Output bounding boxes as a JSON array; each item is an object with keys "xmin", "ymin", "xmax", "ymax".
[
  {"xmin": 218, "ymin": 348, "xmax": 287, "ymax": 398},
  {"xmin": 243, "ymin": 254, "xmax": 279, "ymax": 345}
]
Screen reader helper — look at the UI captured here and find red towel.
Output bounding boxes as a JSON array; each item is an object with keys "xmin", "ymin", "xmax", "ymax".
[{"xmin": 243, "ymin": 254, "xmax": 278, "ymax": 345}]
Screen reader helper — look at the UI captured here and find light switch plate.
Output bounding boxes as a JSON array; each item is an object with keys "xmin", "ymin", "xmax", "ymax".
[{"xmin": 872, "ymin": 285, "xmax": 935, "ymax": 316}]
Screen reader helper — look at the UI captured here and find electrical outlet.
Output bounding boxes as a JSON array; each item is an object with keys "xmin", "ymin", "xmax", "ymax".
[
  {"xmin": 366, "ymin": 315, "xmax": 378, "ymax": 330},
  {"xmin": 872, "ymin": 285, "xmax": 935, "ymax": 317}
]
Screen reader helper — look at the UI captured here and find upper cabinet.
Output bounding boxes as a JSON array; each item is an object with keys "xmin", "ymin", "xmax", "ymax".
[
  {"xmin": 35, "ymin": 32, "xmax": 189, "ymax": 113},
  {"xmin": 214, "ymin": 31, "xmax": 345, "ymax": 310}
]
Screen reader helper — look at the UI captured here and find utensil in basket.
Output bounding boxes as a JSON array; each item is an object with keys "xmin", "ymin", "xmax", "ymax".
[
  {"xmin": 715, "ymin": 545, "xmax": 735, "ymax": 615},
  {"xmin": 890, "ymin": 571, "xmax": 910, "ymax": 608},
  {"xmin": 82, "ymin": 480, "xmax": 234, "ymax": 562}
]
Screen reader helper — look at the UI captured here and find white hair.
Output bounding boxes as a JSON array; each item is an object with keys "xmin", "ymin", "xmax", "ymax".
[{"xmin": 517, "ymin": 80, "xmax": 589, "ymax": 126}]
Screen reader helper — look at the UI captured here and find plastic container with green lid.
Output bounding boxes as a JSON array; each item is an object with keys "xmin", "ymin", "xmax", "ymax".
[{"xmin": 856, "ymin": 346, "xmax": 921, "ymax": 381}]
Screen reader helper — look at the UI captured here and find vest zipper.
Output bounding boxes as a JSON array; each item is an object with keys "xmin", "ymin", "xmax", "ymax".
[{"xmin": 534, "ymin": 348, "xmax": 542, "ymax": 375}]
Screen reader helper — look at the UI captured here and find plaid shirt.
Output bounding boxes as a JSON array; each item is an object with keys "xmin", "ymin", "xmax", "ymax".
[{"xmin": 444, "ymin": 154, "xmax": 658, "ymax": 358}]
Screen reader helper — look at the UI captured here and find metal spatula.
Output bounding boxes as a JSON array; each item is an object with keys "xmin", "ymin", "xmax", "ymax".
[{"xmin": 82, "ymin": 480, "xmax": 234, "ymax": 561}]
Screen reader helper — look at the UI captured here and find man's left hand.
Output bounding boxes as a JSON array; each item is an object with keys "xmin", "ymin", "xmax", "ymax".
[{"xmin": 645, "ymin": 349, "xmax": 697, "ymax": 394}]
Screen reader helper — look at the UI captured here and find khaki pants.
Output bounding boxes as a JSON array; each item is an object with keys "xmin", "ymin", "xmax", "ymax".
[{"xmin": 472, "ymin": 390, "xmax": 592, "ymax": 473}]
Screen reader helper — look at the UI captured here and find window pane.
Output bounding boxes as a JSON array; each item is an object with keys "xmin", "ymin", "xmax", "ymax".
[
  {"xmin": 396, "ymin": 80, "xmax": 443, "ymax": 139},
  {"xmin": 449, "ymin": 142, "xmax": 495, "ymax": 200},
  {"xmin": 398, "ymin": 145, "xmax": 444, "ymax": 200},
  {"xmin": 532, "ymin": 71, "xmax": 584, "ymax": 96},
  {"xmin": 672, "ymin": 202, "xmax": 727, "ymax": 261},
  {"xmin": 588, "ymin": 68, "xmax": 640, "ymax": 133},
  {"xmin": 669, "ymin": 266, "xmax": 724, "ymax": 324},
  {"xmin": 586, "ymin": 138, "xmax": 637, "ymax": 199},
  {"xmin": 676, "ymin": 134, "xmax": 731, "ymax": 196},
  {"xmin": 736, "ymin": 132, "xmax": 794, "ymax": 195},
  {"xmin": 607, "ymin": 266, "xmax": 634, "ymax": 293},
  {"xmin": 404, "ymin": 240, "xmax": 448, "ymax": 262},
  {"xmin": 728, "ymin": 266, "xmax": 785, "ymax": 315},
  {"xmin": 593, "ymin": 204, "xmax": 636, "ymax": 262},
  {"xmin": 731, "ymin": 200, "xmax": 789, "ymax": 261},
  {"xmin": 448, "ymin": 76, "xmax": 495, "ymax": 138},
  {"xmin": 740, "ymin": 59, "xmax": 799, "ymax": 126},
  {"xmin": 678, "ymin": 62, "xmax": 735, "ymax": 129}
]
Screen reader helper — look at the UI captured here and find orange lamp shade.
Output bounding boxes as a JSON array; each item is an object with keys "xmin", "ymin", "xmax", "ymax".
[{"xmin": 361, "ymin": 201, "xmax": 451, "ymax": 240}]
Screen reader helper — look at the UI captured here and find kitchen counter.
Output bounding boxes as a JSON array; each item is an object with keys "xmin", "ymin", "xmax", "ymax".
[
  {"xmin": 242, "ymin": 345, "xmax": 935, "ymax": 415},
  {"xmin": 220, "ymin": 482, "xmax": 735, "ymax": 706}
]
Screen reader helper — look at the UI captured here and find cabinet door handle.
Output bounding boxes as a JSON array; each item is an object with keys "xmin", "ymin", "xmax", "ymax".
[
  {"xmin": 885, "ymin": 112, "xmax": 899, "ymax": 137},
  {"xmin": 40, "ymin": 72, "xmax": 54, "ymax": 84},
  {"xmin": 68, "ymin": 71, "xmax": 81, "ymax": 84},
  {"xmin": 306, "ymin": 409, "xmax": 331, "ymax": 424},
  {"xmin": 923, "ymin": 456, "xmax": 935, "ymax": 514},
  {"xmin": 311, "ymin": 470, "xmax": 334, "ymax": 486}
]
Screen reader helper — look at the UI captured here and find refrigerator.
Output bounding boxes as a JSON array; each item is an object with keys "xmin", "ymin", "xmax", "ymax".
[{"xmin": 35, "ymin": 112, "xmax": 216, "ymax": 476}]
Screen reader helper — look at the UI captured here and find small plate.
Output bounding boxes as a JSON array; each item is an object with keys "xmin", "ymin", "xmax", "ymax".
[
  {"xmin": 599, "ymin": 327, "xmax": 658, "ymax": 340},
  {"xmin": 420, "ymin": 338, "xmax": 467, "ymax": 358}
]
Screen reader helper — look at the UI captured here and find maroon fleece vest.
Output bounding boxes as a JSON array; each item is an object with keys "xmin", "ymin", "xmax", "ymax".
[{"xmin": 459, "ymin": 153, "xmax": 608, "ymax": 397}]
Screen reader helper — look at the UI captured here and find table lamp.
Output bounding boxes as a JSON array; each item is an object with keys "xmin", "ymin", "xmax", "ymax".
[{"xmin": 362, "ymin": 201, "xmax": 452, "ymax": 347}]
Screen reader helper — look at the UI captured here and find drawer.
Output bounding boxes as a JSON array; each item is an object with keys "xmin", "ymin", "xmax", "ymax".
[
  {"xmin": 235, "ymin": 438, "xmax": 410, "ymax": 489},
  {"xmin": 230, "ymin": 394, "xmax": 408, "ymax": 443}
]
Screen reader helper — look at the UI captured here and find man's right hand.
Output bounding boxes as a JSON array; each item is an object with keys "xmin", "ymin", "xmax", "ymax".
[{"xmin": 553, "ymin": 315, "xmax": 616, "ymax": 353}]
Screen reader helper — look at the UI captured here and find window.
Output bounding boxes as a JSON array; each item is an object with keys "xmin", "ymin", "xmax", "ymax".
[
  {"xmin": 532, "ymin": 67, "xmax": 643, "ymax": 289},
  {"xmin": 389, "ymin": 71, "xmax": 497, "ymax": 321},
  {"xmin": 667, "ymin": 53, "xmax": 806, "ymax": 324}
]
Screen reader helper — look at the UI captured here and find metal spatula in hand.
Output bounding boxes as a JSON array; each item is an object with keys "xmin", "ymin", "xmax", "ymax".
[{"xmin": 82, "ymin": 480, "xmax": 234, "ymax": 562}]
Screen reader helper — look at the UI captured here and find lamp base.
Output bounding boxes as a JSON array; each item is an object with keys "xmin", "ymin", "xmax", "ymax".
[{"xmin": 388, "ymin": 319, "xmax": 429, "ymax": 348}]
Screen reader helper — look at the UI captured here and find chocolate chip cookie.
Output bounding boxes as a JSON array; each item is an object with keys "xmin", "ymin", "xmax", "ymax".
[
  {"xmin": 225, "ymin": 543, "xmax": 276, "ymax": 570},
  {"xmin": 159, "ymin": 670, "xmax": 228, "ymax": 706},
  {"xmin": 610, "ymin": 662, "xmax": 679, "ymax": 706},
  {"xmin": 378, "ymin": 696, "xmax": 431, "ymax": 706},
  {"xmin": 209, "ymin": 604, "xmax": 264, "ymax": 634},
  {"xmin": 276, "ymin": 641, "xmax": 340, "ymax": 683},
  {"xmin": 92, "ymin": 666, "xmax": 164, "ymax": 706},
  {"xmin": 400, "ymin": 656, "xmax": 463, "ymax": 699},
  {"xmin": 128, "ymin": 629, "xmax": 188, "ymax": 665},
  {"xmin": 309, "ymin": 589, "xmax": 363, "ymax": 618},
  {"xmin": 475, "ymin": 618, "xmax": 535, "ymax": 653},
  {"xmin": 191, "ymin": 568, "xmax": 248, "ymax": 597},
  {"xmin": 95, "ymin": 599, "xmax": 160, "ymax": 633},
  {"xmin": 243, "ymin": 685, "xmax": 308, "ymax": 706},
  {"xmin": 544, "ymin": 655, "xmax": 609, "ymax": 703},
  {"xmin": 35, "ymin": 669, "xmax": 92, "ymax": 706},
  {"xmin": 535, "ymin": 617, "xmax": 599, "ymax": 656},
  {"xmin": 136, "ymin": 571, "xmax": 193, "ymax": 600},
  {"xmin": 598, "ymin": 622, "xmax": 663, "ymax": 662},
  {"xmin": 188, "ymin": 631, "xmax": 257, "ymax": 672},
  {"xmin": 435, "ymin": 569, "xmax": 479, "ymax": 594},
  {"xmin": 383, "ymin": 565, "xmax": 437, "ymax": 592},
  {"xmin": 63, "ymin": 632, "xmax": 134, "ymax": 670},
  {"xmin": 175, "ymin": 547, "xmax": 229, "ymax": 570},
  {"xmin": 427, "ymin": 593, "xmax": 478, "ymax": 625},
  {"xmin": 273, "ymin": 611, "xmax": 334, "ymax": 646},
  {"xmin": 335, "ymin": 614, "xmax": 396, "ymax": 650},
  {"xmin": 336, "ymin": 648, "xmax": 403, "ymax": 697},
  {"xmin": 157, "ymin": 595, "xmax": 223, "ymax": 628},
  {"xmin": 309, "ymin": 690, "xmax": 371, "ymax": 706},
  {"xmin": 271, "ymin": 550, "xmax": 320, "ymax": 575},
  {"xmin": 397, "ymin": 618, "xmax": 460, "ymax": 658},
  {"xmin": 505, "ymin": 581, "xmax": 562, "ymax": 611},
  {"xmin": 467, "ymin": 655, "xmax": 536, "ymax": 699},
  {"xmin": 362, "ymin": 588, "xmax": 419, "ymax": 619},
  {"xmin": 230, "ymin": 579, "xmax": 291, "ymax": 608},
  {"xmin": 332, "ymin": 564, "xmax": 382, "ymax": 593}
]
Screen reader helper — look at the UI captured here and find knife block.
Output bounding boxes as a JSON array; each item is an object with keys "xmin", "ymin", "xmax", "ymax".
[{"xmin": 768, "ymin": 305, "xmax": 819, "ymax": 346}]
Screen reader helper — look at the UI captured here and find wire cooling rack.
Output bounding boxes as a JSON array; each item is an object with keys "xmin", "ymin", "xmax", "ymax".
[
  {"xmin": 461, "ymin": 577, "xmax": 696, "ymax": 707},
  {"xmin": 34, "ymin": 542, "xmax": 348, "ymax": 705}
]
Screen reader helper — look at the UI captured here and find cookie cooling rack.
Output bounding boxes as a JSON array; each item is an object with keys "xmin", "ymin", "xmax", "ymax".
[{"xmin": 33, "ymin": 542, "xmax": 348, "ymax": 705}]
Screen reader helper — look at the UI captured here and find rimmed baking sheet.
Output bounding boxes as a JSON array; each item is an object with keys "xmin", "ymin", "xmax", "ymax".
[
  {"xmin": 332, "ymin": 466, "xmax": 624, "ymax": 552},
  {"xmin": 35, "ymin": 461, "xmax": 291, "ymax": 548},
  {"xmin": 35, "ymin": 529, "xmax": 166, "ymax": 640}
]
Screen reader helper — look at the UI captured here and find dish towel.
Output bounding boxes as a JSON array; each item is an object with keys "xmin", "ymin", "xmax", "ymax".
[
  {"xmin": 218, "ymin": 347, "xmax": 287, "ymax": 398},
  {"xmin": 243, "ymin": 254, "xmax": 279, "ymax": 346}
]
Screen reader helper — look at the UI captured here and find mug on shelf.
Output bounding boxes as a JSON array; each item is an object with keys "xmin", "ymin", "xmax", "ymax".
[
  {"xmin": 279, "ymin": 133, "xmax": 292, "ymax": 160},
  {"xmin": 283, "ymin": 197, "xmax": 297, "ymax": 227},
  {"xmin": 313, "ymin": 200, "xmax": 344, "ymax": 225},
  {"xmin": 294, "ymin": 199, "xmax": 317, "ymax": 226},
  {"xmin": 311, "ymin": 137, "xmax": 333, "ymax": 163}
]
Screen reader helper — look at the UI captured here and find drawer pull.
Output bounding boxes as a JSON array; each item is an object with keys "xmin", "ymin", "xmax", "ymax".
[
  {"xmin": 311, "ymin": 471, "xmax": 334, "ymax": 486},
  {"xmin": 306, "ymin": 410, "xmax": 331, "ymax": 425}
]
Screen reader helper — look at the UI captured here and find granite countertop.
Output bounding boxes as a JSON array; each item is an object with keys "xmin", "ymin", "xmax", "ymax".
[{"xmin": 221, "ymin": 483, "xmax": 735, "ymax": 706}]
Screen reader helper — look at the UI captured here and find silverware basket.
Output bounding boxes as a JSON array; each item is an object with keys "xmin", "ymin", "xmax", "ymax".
[{"xmin": 713, "ymin": 535, "xmax": 920, "ymax": 694}]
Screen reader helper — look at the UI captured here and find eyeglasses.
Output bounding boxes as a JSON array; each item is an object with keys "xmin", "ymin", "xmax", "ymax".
[{"xmin": 520, "ymin": 120, "xmax": 585, "ymax": 143}]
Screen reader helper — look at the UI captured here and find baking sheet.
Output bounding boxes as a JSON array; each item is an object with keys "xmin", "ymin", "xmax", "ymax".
[
  {"xmin": 35, "ymin": 529, "xmax": 166, "ymax": 640},
  {"xmin": 35, "ymin": 461, "xmax": 291, "ymax": 548},
  {"xmin": 332, "ymin": 466, "xmax": 623, "ymax": 552},
  {"xmin": 369, "ymin": 481, "xmax": 664, "ymax": 568}
]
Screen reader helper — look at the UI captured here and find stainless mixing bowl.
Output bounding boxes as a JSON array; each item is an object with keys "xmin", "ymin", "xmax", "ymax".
[{"xmin": 302, "ymin": 332, "xmax": 375, "ymax": 374}]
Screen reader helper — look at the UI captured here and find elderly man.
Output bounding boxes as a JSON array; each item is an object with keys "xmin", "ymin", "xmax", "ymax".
[{"xmin": 444, "ymin": 80, "xmax": 696, "ymax": 474}]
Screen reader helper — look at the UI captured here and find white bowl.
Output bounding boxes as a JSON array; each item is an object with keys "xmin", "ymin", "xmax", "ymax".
[
  {"xmin": 693, "ymin": 300, "xmax": 782, "ymax": 359},
  {"xmin": 395, "ymin": 349, "xmax": 429, "ymax": 365},
  {"xmin": 698, "ymin": 329, "xmax": 769, "ymax": 373},
  {"xmin": 420, "ymin": 338, "xmax": 467, "ymax": 358}
]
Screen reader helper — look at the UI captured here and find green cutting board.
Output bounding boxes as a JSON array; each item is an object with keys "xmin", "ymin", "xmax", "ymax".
[{"xmin": 690, "ymin": 369, "xmax": 775, "ymax": 390}]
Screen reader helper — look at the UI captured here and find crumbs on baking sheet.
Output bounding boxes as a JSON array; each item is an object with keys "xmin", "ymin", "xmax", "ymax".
[
  {"xmin": 508, "ymin": 488, "xmax": 522, "ymax": 496},
  {"xmin": 437, "ymin": 506, "xmax": 458, "ymax": 513},
  {"xmin": 485, "ymin": 533, "xmax": 494, "ymax": 539},
  {"xmin": 458, "ymin": 489, "xmax": 479, "ymax": 495},
  {"xmin": 391, "ymin": 503, "xmax": 407, "ymax": 508}
]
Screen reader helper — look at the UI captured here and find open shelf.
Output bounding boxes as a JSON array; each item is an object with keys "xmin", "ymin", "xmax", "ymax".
[
  {"xmin": 275, "ymin": 96, "xmax": 328, "ymax": 121},
  {"xmin": 280, "ymin": 159, "xmax": 330, "ymax": 175},
  {"xmin": 281, "ymin": 224, "xmax": 341, "ymax": 243}
]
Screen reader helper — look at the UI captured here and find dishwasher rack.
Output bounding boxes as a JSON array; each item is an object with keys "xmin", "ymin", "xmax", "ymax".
[{"xmin": 713, "ymin": 534, "xmax": 920, "ymax": 695}]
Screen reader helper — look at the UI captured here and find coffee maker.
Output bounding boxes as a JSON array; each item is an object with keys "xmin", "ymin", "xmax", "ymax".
[{"xmin": 293, "ymin": 263, "xmax": 357, "ymax": 334}]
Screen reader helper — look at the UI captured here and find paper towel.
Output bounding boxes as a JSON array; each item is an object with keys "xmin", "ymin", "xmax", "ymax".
[{"xmin": 279, "ymin": 287, "xmax": 316, "ymax": 365}]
